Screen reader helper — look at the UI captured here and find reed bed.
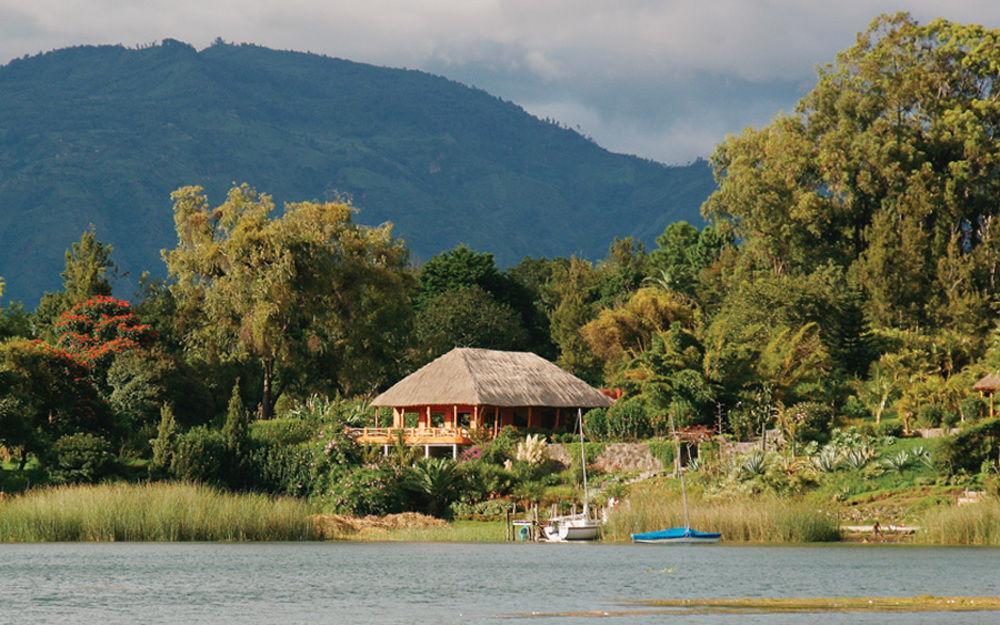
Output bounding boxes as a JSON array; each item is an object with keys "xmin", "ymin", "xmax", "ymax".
[
  {"xmin": 0, "ymin": 482, "xmax": 316, "ymax": 542},
  {"xmin": 604, "ymin": 488, "xmax": 840, "ymax": 543},
  {"xmin": 919, "ymin": 500, "xmax": 1000, "ymax": 546}
]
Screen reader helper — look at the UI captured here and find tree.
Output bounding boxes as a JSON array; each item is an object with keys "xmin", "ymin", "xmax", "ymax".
[
  {"xmin": 35, "ymin": 229, "xmax": 116, "ymax": 326},
  {"xmin": 548, "ymin": 257, "xmax": 602, "ymax": 382},
  {"xmin": 54, "ymin": 296, "xmax": 155, "ymax": 377},
  {"xmin": 413, "ymin": 285, "xmax": 528, "ymax": 360},
  {"xmin": 164, "ymin": 184, "xmax": 413, "ymax": 418},
  {"xmin": 0, "ymin": 339, "xmax": 109, "ymax": 468},
  {"xmin": 703, "ymin": 14, "xmax": 999, "ymax": 330},
  {"xmin": 223, "ymin": 380, "xmax": 250, "ymax": 455},
  {"xmin": 150, "ymin": 403, "xmax": 177, "ymax": 476}
]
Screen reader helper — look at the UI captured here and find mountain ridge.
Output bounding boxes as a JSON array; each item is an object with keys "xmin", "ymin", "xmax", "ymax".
[{"xmin": 0, "ymin": 39, "xmax": 715, "ymax": 304}]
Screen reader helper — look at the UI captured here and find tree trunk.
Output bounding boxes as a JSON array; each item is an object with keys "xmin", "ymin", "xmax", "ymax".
[
  {"xmin": 260, "ymin": 358, "xmax": 274, "ymax": 420},
  {"xmin": 18, "ymin": 448, "xmax": 28, "ymax": 471}
]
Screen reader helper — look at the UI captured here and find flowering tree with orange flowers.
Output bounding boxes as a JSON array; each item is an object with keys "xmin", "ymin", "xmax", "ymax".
[{"xmin": 54, "ymin": 296, "xmax": 156, "ymax": 373}]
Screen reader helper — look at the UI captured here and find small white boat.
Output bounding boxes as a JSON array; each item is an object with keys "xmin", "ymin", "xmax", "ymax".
[
  {"xmin": 543, "ymin": 513, "xmax": 601, "ymax": 541},
  {"xmin": 542, "ymin": 408, "xmax": 602, "ymax": 542}
]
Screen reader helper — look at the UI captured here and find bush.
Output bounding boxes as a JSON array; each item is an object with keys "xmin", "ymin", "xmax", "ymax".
[
  {"xmin": 917, "ymin": 404, "xmax": 946, "ymax": 428},
  {"xmin": 935, "ymin": 418, "xmax": 1000, "ymax": 474},
  {"xmin": 171, "ymin": 426, "xmax": 227, "ymax": 484},
  {"xmin": 250, "ymin": 418, "xmax": 315, "ymax": 446},
  {"xmin": 322, "ymin": 465, "xmax": 407, "ymax": 516},
  {"xmin": 247, "ymin": 441, "xmax": 316, "ymax": 496},
  {"xmin": 961, "ymin": 396, "xmax": 987, "ymax": 422},
  {"xmin": 841, "ymin": 395, "xmax": 871, "ymax": 421},
  {"xmin": 50, "ymin": 433, "xmax": 116, "ymax": 484},
  {"xmin": 877, "ymin": 420, "xmax": 904, "ymax": 437},
  {"xmin": 586, "ymin": 399, "xmax": 655, "ymax": 441},
  {"xmin": 781, "ymin": 402, "xmax": 834, "ymax": 444}
]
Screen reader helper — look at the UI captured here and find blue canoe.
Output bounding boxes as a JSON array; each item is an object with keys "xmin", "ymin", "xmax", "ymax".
[{"xmin": 631, "ymin": 527, "xmax": 721, "ymax": 544}]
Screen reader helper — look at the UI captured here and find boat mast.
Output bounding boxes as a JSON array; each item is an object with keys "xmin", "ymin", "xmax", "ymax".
[
  {"xmin": 578, "ymin": 408, "xmax": 589, "ymax": 518},
  {"xmin": 668, "ymin": 409, "xmax": 690, "ymax": 531}
]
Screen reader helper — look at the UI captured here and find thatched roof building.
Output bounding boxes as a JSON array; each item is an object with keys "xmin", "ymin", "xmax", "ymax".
[
  {"xmin": 372, "ymin": 347, "xmax": 612, "ymax": 409},
  {"xmin": 973, "ymin": 374, "xmax": 1000, "ymax": 393}
]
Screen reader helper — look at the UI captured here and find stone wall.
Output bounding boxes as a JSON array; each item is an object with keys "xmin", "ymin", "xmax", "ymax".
[{"xmin": 547, "ymin": 443, "xmax": 664, "ymax": 474}]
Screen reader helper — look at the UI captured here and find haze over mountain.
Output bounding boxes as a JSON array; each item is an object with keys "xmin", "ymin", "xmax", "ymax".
[{"xmin": 0, "ymin": 39, "xmax": 714, "ymax": 305}]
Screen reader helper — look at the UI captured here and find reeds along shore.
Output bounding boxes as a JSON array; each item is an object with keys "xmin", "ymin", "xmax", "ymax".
[
  {"xmin": 603, "ymin": 490, "xmax": 841, "ymax": 543},
  {"xmin": 920, "ymin": 500, "xmax": 1000, "ymax": 546},
  {"xmin": 0, "ymin": 482, "xmax": 316, "ymax": 542}
]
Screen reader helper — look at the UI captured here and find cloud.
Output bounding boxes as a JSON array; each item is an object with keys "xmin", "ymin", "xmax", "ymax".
[{"xmin": 0, "ymin": 0, "xmax": 996, "ymax": 162}]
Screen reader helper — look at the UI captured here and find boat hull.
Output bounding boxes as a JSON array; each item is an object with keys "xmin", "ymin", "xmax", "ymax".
[
  {"xmin": 631, "ymin": 527, "xmax": 721, "ymax": 544},
  {"xmin": 632, "ymin": 536, "xmax": 720, "ymax": 544}
]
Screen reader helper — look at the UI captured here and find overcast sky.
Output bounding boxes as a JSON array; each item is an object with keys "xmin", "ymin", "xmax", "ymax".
[{"xmin": 1, "ymin": 1, "xmax": 996, "ymax": 163}]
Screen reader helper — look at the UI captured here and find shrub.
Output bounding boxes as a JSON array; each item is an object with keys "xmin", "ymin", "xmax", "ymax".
[
  {"xmin": 456, "ymin": 460, "xmax": 514, "ymax": 499},
  {"xmin": 603, "ymin": 397, "xmax": 655, "ymax": 440},
  {"xmin": 935, "ymin": 419, "xmax": 1000, "ymax": 474},
  {"xmin": 877, "ymin": 420, "xmax": 904, "ymax": 437},
  {"xmin": 780, "ymin": 402, "xmax": 833, "ymax": 445},
  {"xmin": 841, "ymin": 395, "xmax": 871, "ymax": 421},
  {"xmin": 171, "ymin": 426, "xmax": 227, "ymax": 484},
  {"xmin": 247, "ymin": 441, "xmax": 315, "ymax": 496},
  {"xmin": 250, "ymin": 417, "xmax": 315, "ymax": 446},
  {"xmin": 322, "ymin": 465, "xmax": 407, "ymax": 516},
  {"xmin": 917, "ymin": 404, "xmax": 946, "ymax": 428},
  {"xmin": 582, "ymin": 408, "xmax": 609, "ymax": 440},
  {"xmin": 961, "ymin": 396, "xmax": 987, "ymax": 422},
  {"xmin": 50, "ymin": 433, "xmax": 116, "ymax": 484},
  {"xmin": 405, "ymin": 458, "xmax": 463, "ymax": 518}
]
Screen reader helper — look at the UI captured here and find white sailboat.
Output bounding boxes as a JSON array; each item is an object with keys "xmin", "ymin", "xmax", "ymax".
[{"xmin": 543, "ymin": 408, "xmax": 601, "ymax": 541}]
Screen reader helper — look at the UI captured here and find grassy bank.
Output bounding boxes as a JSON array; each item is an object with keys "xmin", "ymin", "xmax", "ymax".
[
  {"xmin": 345, "ymin": 520, "xmax": 505, "ymax": 543},
  {"xmin": 605, "ymin": 483, "xmax": 840, "ymax": 543},
  {"xmin": 920, "ymin": 500, "xmax": 1000, "ymax": 546},
  {"xmin": 0, "ymin": 482, "xmax": 316, "ymax": 542}
]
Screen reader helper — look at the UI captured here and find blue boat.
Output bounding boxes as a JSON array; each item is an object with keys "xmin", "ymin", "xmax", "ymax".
[
  {"xmin": 631, "ymin": 413, "xmax": 721, "ymax": 545},
  {"xmin": 631, "ymin": 527, "xmax": 721, "ymax": 544}
]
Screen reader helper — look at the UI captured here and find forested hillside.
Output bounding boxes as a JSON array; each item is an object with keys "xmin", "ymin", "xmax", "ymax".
[{"xmin": 0, "ymin": 39, "xmax": 713, "ymax": 304}]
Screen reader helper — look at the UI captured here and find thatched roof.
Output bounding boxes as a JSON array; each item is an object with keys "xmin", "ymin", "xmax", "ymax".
[
  {"xmin": 372, "ymin": 348, "xmax": 613, "ymax": 408},
  {"xmin": 973, "ymin": 373, "xmax": 1000, "ymax": 392}
]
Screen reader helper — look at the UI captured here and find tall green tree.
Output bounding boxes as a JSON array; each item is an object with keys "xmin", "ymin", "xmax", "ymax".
[
  {"xmin": 165, "ymin": 184, "xmax": 413, "ymax": 418},
  {"xmin": 35, "ymin": 229, "xmax": 116, "ymax": 327},
  {"xmin": 704, "ymin": 14, "xmax": 999, "ymax": 330}
]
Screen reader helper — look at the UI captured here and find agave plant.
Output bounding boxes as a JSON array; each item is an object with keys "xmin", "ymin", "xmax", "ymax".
[
  {"xmin": 843, "ymin": 445, "xmax": 877, "ymax": 470},
  {"xmin": 812, "ymin": 447, "xmax": 840, "ymax": 473},
  {"xmin": 515, "ymin": 434, "xmax": 548, "ymax": 465},
  {"xmin": 910, "ymin": 446, "xmax": 934, "ymax": 469},
  {"xmin": 739, "ymin": 450, "xmax": 768, "ymax": 478},
  {"xmin": 880, "ymin": 450, "xmax": 911, "ymax": 473}
]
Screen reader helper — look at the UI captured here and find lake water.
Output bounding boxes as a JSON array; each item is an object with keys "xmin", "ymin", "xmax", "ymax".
[{"xmin": 2, "ymin": 542, "xmax": 999, "ymax": 624}]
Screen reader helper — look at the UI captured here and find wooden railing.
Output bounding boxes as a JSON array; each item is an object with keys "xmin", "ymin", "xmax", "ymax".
[{"xmin": 347, "ymin": 427, "xmax": 474, "ymax": 445}]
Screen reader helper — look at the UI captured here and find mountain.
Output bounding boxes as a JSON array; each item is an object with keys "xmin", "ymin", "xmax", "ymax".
[{"xmin": 0, "ymin": 39, "xmax": 715, "ymax": 305}]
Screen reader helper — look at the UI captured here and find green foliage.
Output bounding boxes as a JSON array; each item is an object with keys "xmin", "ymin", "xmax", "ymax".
[
  {"xmin": 585, "ymin": 397, "xmax": 657, "ymax": 441},
  {"xmin": 170, "ymin": 426, "xmax": 227, "ymax": 484},
  {"xmin": 405, "ymin": 458, "xmax": 464, "ymax": 518},
  {"xmin": 149, "ymin": 404, "xmax": 177, "ymax": 477},
  {"xmin": 250, "ymin": 418, "xmax": 315, "ymax": 447},
  {"xmin": 936, "ymin": 419, "xmax": 1000, "ymax": 475},
  {"xmin": 779, "ymin": 402, "xmax": 834, "ymax": 445},
  {"xmin": 50, "ymin": 433, "xmax": 116, "ymax": 484},
  {"xmin": 164, "ymin": 184, "xmax": 414, "ymax": 417},
  {"xmin": 321, "ymin": 465, "xmax": 408, "ymax": 516},
  {"xmin": 413, "ymin": 285, "xmax": 528, "ymax": 359}
]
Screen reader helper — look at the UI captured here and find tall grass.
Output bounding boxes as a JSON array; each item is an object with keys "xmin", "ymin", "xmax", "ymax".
[
  {"xmin": 605, "ymin": 488, "xmax": 840, "ymax": 543},
  {"xmin": 0, "ymin": 482, "xmax": 316, "ymax": 542},
  {"xmin": 920, "ymin": 500, "xmax": 1000, "ymax": 546}
]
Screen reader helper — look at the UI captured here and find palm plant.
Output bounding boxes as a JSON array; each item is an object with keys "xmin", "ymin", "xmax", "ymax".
[{"xmin": 407, "ymin": 457, "xmax": 462, "ymax": 518}]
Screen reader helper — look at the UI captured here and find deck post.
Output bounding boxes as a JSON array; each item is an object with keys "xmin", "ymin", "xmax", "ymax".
[
  {"xmin": 424, "ymin": 445, "xmax": 430, "ymax": 458},
  {"xmin": 383, "ymin": 444, "xmax": 389, "ymax": 456},
  {"xmin": 528, "ymin": 406, "xmax": 534, "ymax": 429},
  {"xmin": 494, "ymin": 406, "xmax": 500, "ymax": 437},
  {"xmin": 473, "ymin": 405, "xmax": 479, "ymax": 430},
  {"xmin": 452, "ymin": 444, "xmax": 457, "ymax": 459},
  {"xmin": 453, "ymin": 405, "xmax": 458, "ymax": 431}
]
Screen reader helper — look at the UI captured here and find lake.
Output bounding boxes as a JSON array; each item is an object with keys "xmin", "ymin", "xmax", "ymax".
[{"xmin": 3, "ymin": 542, "xmax": 999, "ymax": 624}]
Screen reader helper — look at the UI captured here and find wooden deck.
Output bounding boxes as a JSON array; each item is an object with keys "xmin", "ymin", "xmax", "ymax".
[{"xmin": 348, "ymin": 427, "xmax": 474, "ymax": 446}]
